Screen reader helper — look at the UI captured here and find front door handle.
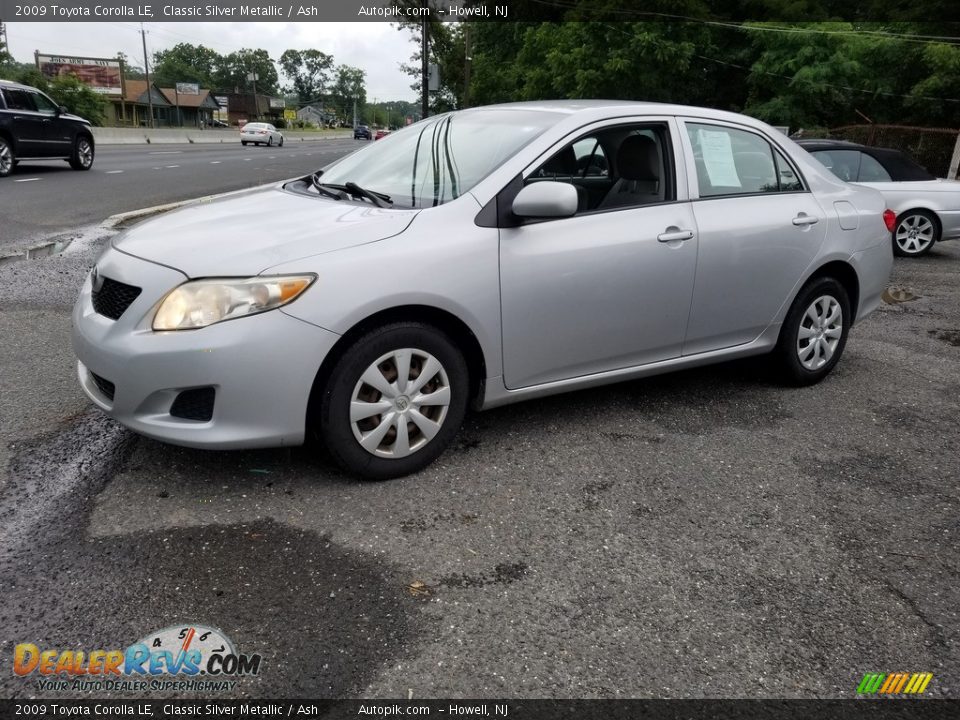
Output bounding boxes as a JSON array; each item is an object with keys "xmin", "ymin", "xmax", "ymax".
[
  {"xmin": 657, "ymin": 228, "xmax": 694, "ymax": 243},
  {"xmin": 792, "ymin": 213, "xmax": 820, "ymax": 226}
]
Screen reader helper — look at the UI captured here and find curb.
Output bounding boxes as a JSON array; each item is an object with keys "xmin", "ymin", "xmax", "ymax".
[{"xmin": 102, "ymin": 177, "xmax": 297, "ymax": 229}]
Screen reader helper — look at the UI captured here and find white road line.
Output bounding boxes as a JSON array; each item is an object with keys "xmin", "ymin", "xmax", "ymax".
[
  {"xmin": 165, "ymin": 165, "xmax": 180, "ymax": 168},
  {"xmin": 210, "ymin": 161, "xmax": 221, "ymax": 164},
  {"xmin": 14, "ymin": 178, "xmax": 40, "ymax": 182},
  {"xmin": 105, "ymin": 170, "xmax": 124, "ymax": 174},
  {"xmin": 269, "ymin": 156, "xmax": 276, "ymax": 159},
  {"xmin": 244, "ymin": 158, "xmax": 252, "ymax": 161},
  {"xmin": 149, "ymin": 151, "xmax": 182, "ymax": 155}
]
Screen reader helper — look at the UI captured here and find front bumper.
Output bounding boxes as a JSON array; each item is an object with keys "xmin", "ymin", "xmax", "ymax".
[{"xmin": 71, "ymin": 247, "xmax": 340, "ymax": 450}]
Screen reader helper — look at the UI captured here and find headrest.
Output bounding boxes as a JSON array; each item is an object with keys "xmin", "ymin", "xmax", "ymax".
[{"xmin": 617, "ymin": 135, "xmax": 659, "ymax": 182}]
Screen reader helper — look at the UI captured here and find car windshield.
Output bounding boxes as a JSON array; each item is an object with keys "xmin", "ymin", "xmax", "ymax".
[{"xmin": 318, "ymin": 109, "xmax": 562, "ymax": 208}]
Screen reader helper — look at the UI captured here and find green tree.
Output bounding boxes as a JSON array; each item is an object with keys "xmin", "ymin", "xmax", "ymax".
[
  {"xmin": 152, "ymin": 43, "xmax": 220, "ymax": 89},
  {"xmin": 279, "ymin": 49, "xmax": 334, "ymax": 103},
  {"xmin": 46, "ymin": 74, "xmax": 109, "ymax": 125},
  {"xmin": 216, "ymin": 48, "xmax": 279, "ymax": 95},
  {"xmin": 329, "ymin": 65, "xmax": 366, "ymax": 122}
]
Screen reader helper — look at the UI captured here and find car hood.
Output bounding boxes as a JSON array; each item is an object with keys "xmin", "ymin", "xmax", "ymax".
[{"xmin": 113, "ymin": 186, "xmax": 419, "ymax": 277}]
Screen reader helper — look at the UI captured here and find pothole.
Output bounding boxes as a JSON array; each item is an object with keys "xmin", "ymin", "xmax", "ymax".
[{"xmin": 881, "ymin": 286, "xmax": 922, "ymax": 304}]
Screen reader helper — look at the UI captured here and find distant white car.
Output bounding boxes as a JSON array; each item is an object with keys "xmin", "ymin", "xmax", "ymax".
[
  {"xmin": 799, "ymin": 139, "xmax": 960, "ymax": 257},
  {"xmin": 240, "ymin": 122, "xmax": 283, "ymax": 147}
]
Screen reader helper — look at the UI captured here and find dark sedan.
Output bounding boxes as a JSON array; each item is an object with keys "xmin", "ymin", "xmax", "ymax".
[{"xmin": 354, "ymin": 124, "xmax": 372, "ymax": 140}]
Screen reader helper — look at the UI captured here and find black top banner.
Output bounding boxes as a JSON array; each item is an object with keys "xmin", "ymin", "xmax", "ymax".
[{"xmin": 3, "ymin": 0, "xmax": 960, "ymax": 22}]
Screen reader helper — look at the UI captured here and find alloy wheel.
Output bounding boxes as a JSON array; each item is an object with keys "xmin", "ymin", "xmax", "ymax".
[
  {"xmin": 349, "ymin": 348, "xmax": 451, "ymax": 458},
  {"xmin": 895, "ymin": 214, "xmax": 935, "ymax": 255},
  {"xmin": 0, "ymin": 140, "xmax": 12, "ymax": 176},
  {"xmin": 796, "ymin": 295, "xmax": 842, "ymax": 370},
  {"xmin": 77, "ymin": 139, "xmax": 93, "ymax": 168}
]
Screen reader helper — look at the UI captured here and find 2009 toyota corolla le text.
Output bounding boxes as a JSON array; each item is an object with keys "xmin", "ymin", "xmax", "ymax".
[{"xmin": 72, "ymin": 101, "xmax": 894, "ymax": 480}]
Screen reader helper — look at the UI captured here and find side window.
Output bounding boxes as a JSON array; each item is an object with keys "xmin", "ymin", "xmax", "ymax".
[
  {"xmin": 857, "ymin": 153, "xmax": 892, "ymax": 182},
  {"xmin": 4, "ymin": 89, "xmax": 37, "ymax": 112},
  {"xmin": 686, "ymin": 123, "xmax": 784, "ymax": 196},
  {"xmin": 31, "ymin": 92, "xmax": 58, "ymax": 115},
  {"xmin": 528, "ymin": 123, "xmax": 673, "ymax": 214},
  {"xmin": 811, "ymin": 150, "xmax": 860, "ymax": 182}
]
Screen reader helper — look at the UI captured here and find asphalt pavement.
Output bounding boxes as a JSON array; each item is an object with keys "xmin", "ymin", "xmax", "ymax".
[
  {"xmin": 0, "ymin": 220, "xmax": 957, "ymax": 699},
  {"xmin": 0, "ymin": 139, "xmax": 359, "ymax": 251}
]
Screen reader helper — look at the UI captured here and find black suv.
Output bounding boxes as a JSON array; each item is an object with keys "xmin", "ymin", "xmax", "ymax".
[
  {"xmin": 354, "ymin": 124, "xmax": 372, "ymax": 140},
  {"xmin": 0, "ymin": 79, "xmax": 95, "ymax": 177}
]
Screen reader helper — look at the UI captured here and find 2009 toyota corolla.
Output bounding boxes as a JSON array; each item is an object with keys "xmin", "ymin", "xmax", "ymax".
[{"xmin": 72, "ymin": 101, "xmax": 894, "ymax": 480}]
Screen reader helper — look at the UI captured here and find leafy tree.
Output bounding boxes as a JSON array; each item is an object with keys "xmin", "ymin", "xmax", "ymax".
[
  {"xmin": 152, "ymin": 43, "xmax": 219, "ymax": 89},
  {"xmin": 216, "ymin": 49, "xmax": 279, "ymax": 95},
  {"xmin": 279, "ymin": 49, "xmax": 334, "ymax": 103},
  {"xmin": 329, "ymin": 65, "xmax": 367, "ymax": 123},
  {"xmin": 46, "ymin": 74, "xmax": 109, "ymax": 125}
]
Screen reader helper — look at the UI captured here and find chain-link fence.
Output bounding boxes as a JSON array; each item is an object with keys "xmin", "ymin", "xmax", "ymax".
[{"xmin": 827, "ymin": 124, "xmax": 960, "ymax": 179}]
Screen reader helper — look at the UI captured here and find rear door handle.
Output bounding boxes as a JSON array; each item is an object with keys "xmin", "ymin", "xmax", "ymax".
[
  {"xmin": 657, "ymin": 228, "xmax": 694, "ymax": 243},
  {"xmin": 792, "ymin": 213, "xmax": 820, "ymax": 226}
]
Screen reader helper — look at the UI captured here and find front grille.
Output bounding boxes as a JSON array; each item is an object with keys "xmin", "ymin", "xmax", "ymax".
[
  {"xmin": 170, "ymin": 387, "xmax": 215, "ymax": 422},
  {"xmin": 92, "ymin": 277, "xmax": 142, "ymax": 320},
  {"xmin": 90, "ymin": 372, "xmax": 116, "ymax": 401}
]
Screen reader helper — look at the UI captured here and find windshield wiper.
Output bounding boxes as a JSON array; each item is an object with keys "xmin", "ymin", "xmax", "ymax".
[
  {"xmin": 310, "ymin": 173, "xmax": 345, "ymax": 201},
  {"xmin": 317, "ymin": 181, "xmax": 393, "ymax": 208}
]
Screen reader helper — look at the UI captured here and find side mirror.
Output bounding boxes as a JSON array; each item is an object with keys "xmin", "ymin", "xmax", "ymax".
[
  {"xmin": 58, "ymin": 106, "xmax": 68, "ymax": 115},
  {"xmin": 512, "ymin": 181, "xmax": 579, "ymax": 219}
]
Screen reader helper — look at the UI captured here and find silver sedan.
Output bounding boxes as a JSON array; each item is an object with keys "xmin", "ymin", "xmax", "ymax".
[
  {"xmin": 73, "ymin": 101, "xmax": 893, "ymax": 480},
  {"xmin": 240, "ymin": 122, "xmax": 283, "ymax": 147}
]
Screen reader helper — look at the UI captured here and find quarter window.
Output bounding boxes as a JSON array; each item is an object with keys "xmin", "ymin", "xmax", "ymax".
[{"xmin": 686, "ymin": 123, "xmax": 804, "ymax": 197}]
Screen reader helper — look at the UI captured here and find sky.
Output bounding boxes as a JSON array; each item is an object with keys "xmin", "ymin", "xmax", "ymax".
[{"xmin": 5, "ymin": 22, "xmax": 420, "ymax": 102}]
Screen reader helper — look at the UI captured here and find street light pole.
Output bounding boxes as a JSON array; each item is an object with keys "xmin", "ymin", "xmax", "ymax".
[{"xmin": 141, "ymin": 23, "xmax": 154, "ymax": 128}]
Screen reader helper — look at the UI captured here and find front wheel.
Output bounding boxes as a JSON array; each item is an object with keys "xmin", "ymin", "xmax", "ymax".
[
  {"xmin": 0, "ymin": 137, "xmax": 14, "ymax": 177},
  {"xmin": 241, "ymin": 141, "xmax": 248, "ymax": 146},
  {"xmin": 773, "ymin": 277, "xmax": 850, "ymax": 386},
  {"xmin": 267, "ymin": 136, "xmax": 273, "ymax": 147},
  {"xmin": 893, "ymin": 210, "xmax": 939, "ymax": 257},
  {"xmin": 317, "ymin": 323, "xmax": 469, "ymax": 480},
  {"xmin": 279, "ymin": 137, "xmax": 284, "ymax": 147},
  {"xmin": 68, "ymin": 135, "xmax": 94, "ymax": 171}
]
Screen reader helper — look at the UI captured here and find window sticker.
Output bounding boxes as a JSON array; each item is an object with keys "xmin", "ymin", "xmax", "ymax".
[{"xmin": 697, "ymin": 128, "xmax": 741, "ymax": 188}]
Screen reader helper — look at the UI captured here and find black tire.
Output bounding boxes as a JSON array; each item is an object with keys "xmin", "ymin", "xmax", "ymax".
[
  {"xmin": 773, "ymin": 277, "xmax": 851, "ymax": 386},
  {"xmin": 267, "ymin": 136, "xmax": 273, "ymax": 147},
  {"xmin": 242, "ymin": 141, "xmax": 248, "ymax": 146},
  {"xmin": 893, "ymin": 210, "xmax": 939, "ymax": 257},
  {"xmin": 68, "ymin": 135, "xmax": 94, "ymax": 171},
  {"xmin": 0, "ymin": 137, "xmax": 14, "ymax": 177},
  {"xmin": 279, "ymin": 137, "xmax": 284, "ymax": 147},
  {"xmin": 318, "ymin": 323, "xmax": 469, "ymax": 480}
]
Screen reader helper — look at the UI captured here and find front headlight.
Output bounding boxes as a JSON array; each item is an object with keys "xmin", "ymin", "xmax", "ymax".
[{"xmin": 152, "ymin": 275, "xmax": 316, "ymax": 331}]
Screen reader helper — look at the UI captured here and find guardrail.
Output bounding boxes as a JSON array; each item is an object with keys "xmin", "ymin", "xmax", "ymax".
[{"xmin": 91, "ymin": 128, "xmax": 352, "ymax": 145}]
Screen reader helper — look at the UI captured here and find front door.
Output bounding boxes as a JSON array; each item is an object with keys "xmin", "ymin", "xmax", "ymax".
[{"xmin": 499, "ymin": 119, "xmax": 698, "ymax": 389}]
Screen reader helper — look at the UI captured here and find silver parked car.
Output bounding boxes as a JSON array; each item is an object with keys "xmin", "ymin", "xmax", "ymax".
[
  {"xmin": 240, "ymin": 122, "xmax": 283, "ymax": 147},
  {"xmin": 73, "ymin": 101, "xmax": 894, "ymax": 480},
  {"xmin": 798, "ymin": 139, "xmax": 960, "ymax": 257}
]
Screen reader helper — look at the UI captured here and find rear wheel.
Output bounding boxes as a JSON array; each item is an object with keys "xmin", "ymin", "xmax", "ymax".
[
  {"xmin": 773, "ymin": 277, "xmax": 850, "ymax": 386},
  {"xmin": 893, "ymin": 210, "xmax": 939, "ymax": 257},
  {"xmin": 68, "ymin": 135, "xmax": 94, "ymax": 171},
  {"xmin": 0, "ymin": 137, "xmax": 14, "ymax": 177},
  {"xmin": 279, "ymin": 137, "xmax": 284, "ymax": 147},
  {"xmin": 242, "ymin": 141, "xmax": 248, "ymax": 146},
  {"xmin": 317, "ymin": 323, "xmax": 469, "ymax": 480}
]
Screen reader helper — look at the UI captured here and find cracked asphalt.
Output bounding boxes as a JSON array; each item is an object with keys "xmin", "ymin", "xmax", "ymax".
[{"xmin": 0, "ymin": 227, "xmax": 957, "ymax": 700}]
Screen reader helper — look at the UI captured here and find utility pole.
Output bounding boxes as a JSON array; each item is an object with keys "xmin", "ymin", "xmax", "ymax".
[
  {"xmin": 141, "ymin": 23, "xmax": 154, "ymax": 128},
  {"xmin": 0, "ymin": 21, "xmax": 9, "ymax": 53},
  {"xmin": 420, "ymin": 0, "xmax": 429, "ymax": 119},
  {"xmin": 352, "ymin": 96, "xmax": 357, "ymax": 129}
]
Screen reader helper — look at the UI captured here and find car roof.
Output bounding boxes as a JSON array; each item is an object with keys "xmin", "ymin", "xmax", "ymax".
[
  {"xmin": 797, "ymin": 138, "xmax": 936, "ymax": 180},
  {"xmin": 0, "ymin": 78, "xmax": 41, "ymax": 91}
]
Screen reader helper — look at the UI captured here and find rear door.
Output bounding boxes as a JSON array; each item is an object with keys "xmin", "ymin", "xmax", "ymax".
[
  {"xmin": 1, "ymin": 88, "xmax": 46, "ymax": 156},
  {"xmin": 679, "ymin": 119, "xmax": 828, "ymax": 355}
]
